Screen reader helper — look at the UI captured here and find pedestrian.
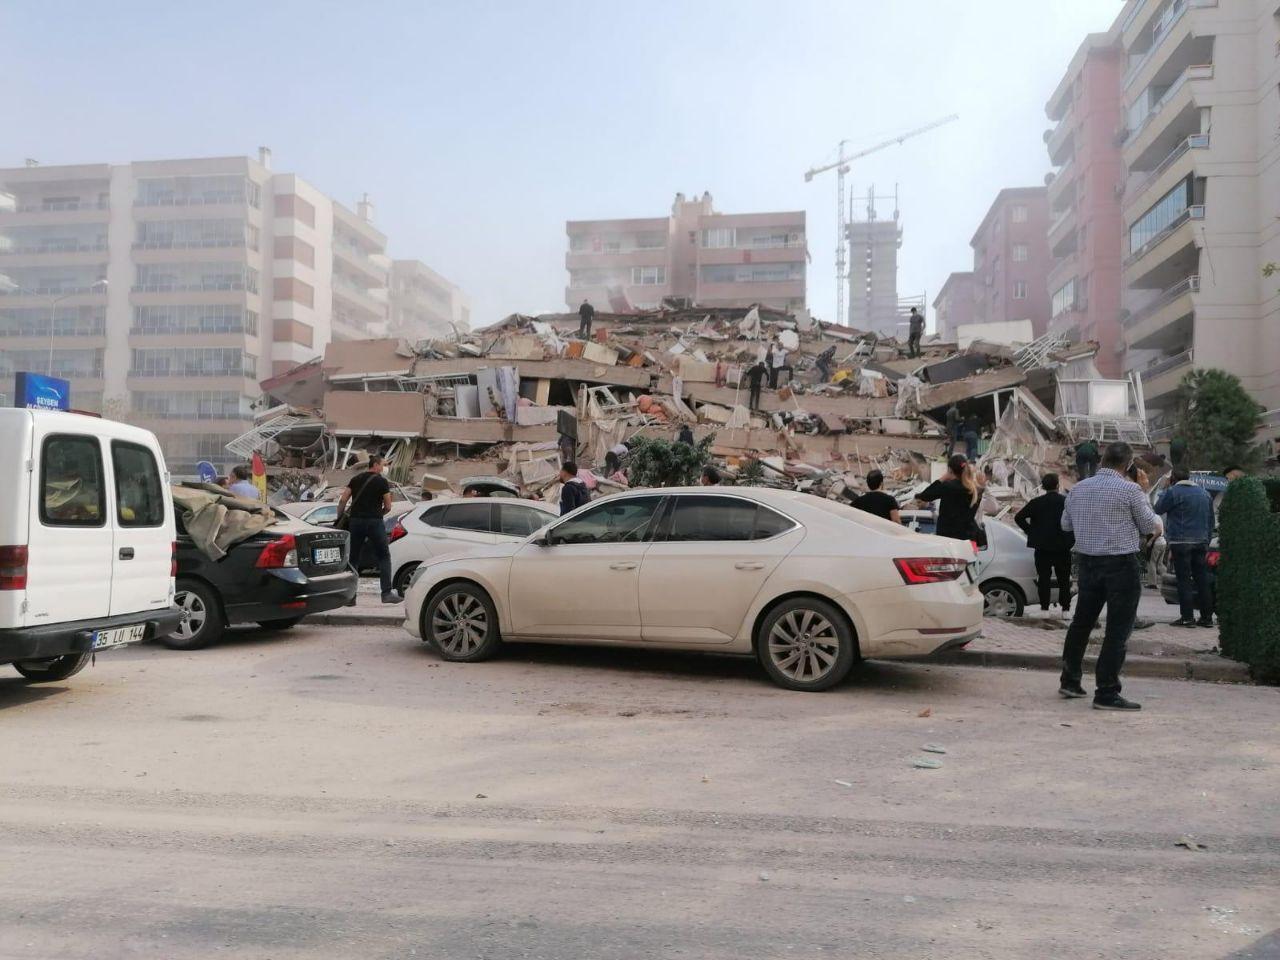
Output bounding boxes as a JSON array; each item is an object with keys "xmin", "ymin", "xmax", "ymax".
[
  {"xmin": 907, "ymin": 307, "xmax": 925, "ymax": 359},
  {"xmin": 338, "ymin": 455, "xmax": 398, "ymax": 604},
  {"xmin": 962, "ymin": 413, "xmax": 980, "ymax": 461},
  {"xmin": 1169, "ymin": 435, "xmax": 1188, "ymax": 469},
  {"xmin": 700, "ymin": 464, "xmax": 721, "ymax": 486},
  {"xmin": 745, "ymin": 359, "xmax": 767, "ymax": 410},
  {"xmin": 916, "ymin": 454, "xmax": 983, "ymax": 542},
  {"xmin": 1059, "ymin": 441, "xmax": 1163, "ymax": 710},
  {"xmin": 558, "ymin": 461, "xmax": 590, "ymax": 515},
  {"xmin": 676, "ymin": 424, "xmax": 694, "ymax": 446},
  {"xmin": 853, "ymin": 469, "xmax": 901, "ymax": 524},
  {"xmin": 1155, "ymin": 467, "xmax": 1215, "ymax": 627},
  {"xmin": 1074, "ymin": 437, "xmax": 1100, "ymax": 480},
  {"xmin": 944, "ymin": 404, "xmax": 961, "ymax": 456},
  {"xmin": 578, "ymin": 298, "xmax": 595, "ymax": 340},
  {"xmin": 227, "ymin": 465, "xmax": 259, "ymax": 501},
  {"xmin": 815, "ymin": 345, "xmax": 836, "ymax": 382},
  {"xmin": 1014, "ymin": 473, "xmax": 1074, "ymax": 613},
  {"xmin": 769, "ymin": 342, "xmax": 789, "ymax": 389}
]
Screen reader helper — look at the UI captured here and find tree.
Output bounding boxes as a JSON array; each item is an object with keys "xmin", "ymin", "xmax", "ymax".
[
  {"xmin": 1217, "ymin": 476, "xmax": 1280, "ymax": 683},
  {"xmin": 1172, "ymin": 368, "xmax": 1263, "ymax": 472},
  {"xmin": 625, "ymin": 434, "xmax": 714, "ymax": 488}
]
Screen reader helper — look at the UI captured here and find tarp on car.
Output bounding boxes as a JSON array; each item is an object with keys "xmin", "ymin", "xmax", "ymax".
[{"xmin": 172, "ymin": 483, "xmax": 275, "ymax": 561}]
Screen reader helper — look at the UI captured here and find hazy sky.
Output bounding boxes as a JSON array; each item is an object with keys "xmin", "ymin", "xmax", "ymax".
[{"xmin": 4, "ymin": 0, "xmax": 1120, "ymax": 330}]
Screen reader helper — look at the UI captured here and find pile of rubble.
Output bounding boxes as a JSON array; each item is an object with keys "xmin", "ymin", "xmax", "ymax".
[{"xmin": 235, "ymin": 301, "xmax": 1153, "ymax": 512}]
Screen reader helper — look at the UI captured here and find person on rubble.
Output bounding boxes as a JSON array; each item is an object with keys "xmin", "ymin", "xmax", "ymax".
[
  {"xmin": 853, "ymin": 469, "xmax": 901, "ymax": 524},
  {"xmin": 559, "ymin": 462, "xmax": 591, "ymax": 515},
  {"xmin": 907, "ymin": 307, "xmax": 925, "ymax": 359},
  {"xmin": 745, "ymin": 359, "xmax": 768, "ymax": 410},
  {"xmin": 1074, "ymin": 437, "xmax": 1100, "ymax": 480},
  {"xmin": 1015, "ymin": 473, "xmax": 1074, "ymax": 614},
  {"xmin": 700, "ymin": 465, "xmax": 721, "ymax": 486},
  {"xmin": 944, "ymin": 404, "xmax": 961, "ymax": 456},
  {"xmin": 916, "ymin": 454, "xmax": 986, "ymax": 544},
  {"xmin": 676, "ymin": 424, "xmax": 695, "ymax": 446},
  {"xmin": 815, "ymin": 345, "xmax": 836, "ymax": 382},
  {"xmin": 962, "ymin": 413, "xmax": 981, "ymax": 460},
  {"xmin": 578, "ymin": 298, "xmax": 595, "ymax": 340},
  {"xmin": 337, "ymin": 455, "xmax": 398, "ymax": 604},
  {"xmin": 769, "ymin": 342, "xmax": 790, "ymax": 390}
]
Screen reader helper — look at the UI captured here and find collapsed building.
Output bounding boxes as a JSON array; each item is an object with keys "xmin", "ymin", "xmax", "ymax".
[{"xmin": 231, "ymin": 300, "xmax": 1152, "ymax": 511}]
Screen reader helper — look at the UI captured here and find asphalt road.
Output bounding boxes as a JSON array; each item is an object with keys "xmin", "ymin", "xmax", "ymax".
[{"xmin": 1, "ymin": 622, "xmax": 1277, "ymax": 960}]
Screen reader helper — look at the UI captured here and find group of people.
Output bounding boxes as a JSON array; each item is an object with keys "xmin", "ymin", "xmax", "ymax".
[
  {"xmin": 943, "ymin": 404, "xmax": 982, "ymax": 460},
  {"xmin": 740, "ymin": 338, "xmax": 794, "ymax": 410}
]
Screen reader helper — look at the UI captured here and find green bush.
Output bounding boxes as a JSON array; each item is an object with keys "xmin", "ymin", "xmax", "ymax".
[
  {"xmin": 625, "ymin": 434, "xmax": 715, "ymax": 488},
  {"xmin": 1216, "ymin": 477, "xmax": 1280, "ymax": 682}
]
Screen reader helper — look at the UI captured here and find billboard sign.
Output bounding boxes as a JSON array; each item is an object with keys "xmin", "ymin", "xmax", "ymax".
[{"xmin": 14, "ymin": 372, "xmax": 71, "ymax": 412}]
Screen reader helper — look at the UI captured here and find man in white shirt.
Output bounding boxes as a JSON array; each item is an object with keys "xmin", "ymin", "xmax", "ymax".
[{"xmin": 227, "ymin": 465, "xmax": 259, "ymax": 501}]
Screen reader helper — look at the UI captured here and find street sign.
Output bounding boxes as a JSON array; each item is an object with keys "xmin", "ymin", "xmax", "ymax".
[
  {"xmin": 14, "ymin": 372, "xmax": 71, "ymax": 411},
  {"xmin": 196, "ymin": 461, "xmax": 218, "ymax": 483}
]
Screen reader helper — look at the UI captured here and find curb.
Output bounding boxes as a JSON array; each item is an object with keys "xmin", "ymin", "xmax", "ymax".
[
  {"xmin": 310, "ymin": 612, "xmax": 404, "ymax": 628},
  {"xmin": 935, "ymin": 648, "xmax": 1252, "ymax": 684}
]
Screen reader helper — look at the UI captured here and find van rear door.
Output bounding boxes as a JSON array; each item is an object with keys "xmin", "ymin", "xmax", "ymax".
[
  {"xmin": 106, "ymin": 437, "xmax": 174, "ymax": 617},
  {"xmin": 0, "ymin": 411, "xmax": 35, "ymax": 630},
  {"xmin": 26, "ymin": 424, "xmax": 113, "ymax": 626}
]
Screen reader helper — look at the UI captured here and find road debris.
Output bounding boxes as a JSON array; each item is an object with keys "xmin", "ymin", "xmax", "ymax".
[
  {"xmin": 921, "ymin": 744, "xmax": 947, "ymax": 754},
  {"xmin": 912, "ymin": 757, "xmax": 943, "ymax": 770}
]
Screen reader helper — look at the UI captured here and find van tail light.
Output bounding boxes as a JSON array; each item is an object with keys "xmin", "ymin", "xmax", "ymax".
[
  {"xmin": 389, "ymin": 519, "xmax": 407, "ymax": 543},
  {"xmin": 1206, "ymin": 549, "xmax": 1220, "ymax": 569},
  {"xmin": 0, "ymin": 545, "xmax": 29, "ymax": 590},
  {"xmin": 170, "ymin": 541, "xmax": 178, "ymax": 577},
  {"xmin": 894, "ymin": 557, "xmax": 969, "ymax": 585},
  {"xmin": 255, "ymin": 534, "xmax": 298, "ymax": 569}
]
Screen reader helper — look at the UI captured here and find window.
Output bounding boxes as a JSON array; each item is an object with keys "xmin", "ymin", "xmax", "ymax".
[
  {"xmin": 1051, "ymin": 278, "xmax": 1079, "ymax": 317},
  {"xmin": 431, "ymin": 502, "xmax": 493, "ymax": 533},
  {"xmin": 633, "ymin": 233, "xmax": 666, "ymax": 250},
  {"xmin": 497, "ymin": 504, "xmax": 551, "ymax": 538},
  {"xmin": 306, "ymin": 504, "xmax": 339, "ymax": 525},
  {"xmin": 547, "ymin": 496, "xmax": 663, "ymax": 545},
  {"xmin": 1012, "ymin": 243, "xmax": 1029, "ymax": 262},
  {"xmin": 40, "ymin": 434, "xmax": 105, "ymax": 527},
  {"xmin": 664, "ymin": 496, "xmax": 759, "ymax": 542},
  {"xmin": 1011, "ymin": 204, "xmax": 1029, "ymax": 223},
  {"xmin": 111, "ymin": 441, "xmax": 164, "ymax": 527},
  {"xmin": 568, "ymin": 235, "xmax": 587, "ymax": 252},
  {"xmin": 1129, "ymin": 177, "xmax": 1192, "ymax": 253},
  {"xmin": 701, "ymin": 228, "xmax": 736, "ymax": 248},
  {"xmin": 631, "ymin": 266, "xmax": 666, "ymax": 286},
  {"xmin": 1013, "ymin": 281, "xmax": 1028, "ymax": 300},
  {"xmin": 131, "ymin": 305, "xmax": 257, "ymax": 335},
  {"xmin": 754, "ymin": 505, "xmax": 795, "ymax": 539},
  {"xmin": 130, "ymin": 347, "xmax": 254, "ymax": 378}
]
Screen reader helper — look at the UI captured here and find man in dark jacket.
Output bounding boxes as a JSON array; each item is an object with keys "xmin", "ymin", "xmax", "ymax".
[
  {"xmin": 1075, "ymin": 438, "xmax": 1100, "ymax": 480},
  {"xmin": 559, "ymin": 462, "xmax": 590, "ymax": 515},
  {"xmin": 852, "ymin": 469, "xmax": 900, "ymax": 523},
  {"xmin": 1015, "ymin": 473, "xmax": 1075, "ymax": 612},
  {"xmin": 744, "ymin": 360, "xmax": 767, "ymax": 410},
  {"xmin": 814, "ymin": 345, "xmax": 837, "ymax": 381},
  {"xmin": 906, "ymin": 307, "xmax": 925, "ymax": 358},
  {"xmin": 1155, "ymin": 467, "xmax": 1215, "ymax": 626},
  {"xmin": 578, "ymin": 299, "xmax": 595, "ymax": 339}
]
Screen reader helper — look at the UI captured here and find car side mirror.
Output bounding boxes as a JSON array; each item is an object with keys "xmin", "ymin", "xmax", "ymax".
[{"xmin": 532, "ymin": 535, "xmax": 550, "ymax": 547}]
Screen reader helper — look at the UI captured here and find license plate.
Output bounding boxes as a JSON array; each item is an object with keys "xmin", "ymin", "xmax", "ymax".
[
  {"xmin": 313, "ymin": 546, "xmax": 342, "ymax": 564},
  {"xmin": 92, "ymin": 623, "xmax": 147, "ymax": 650}
]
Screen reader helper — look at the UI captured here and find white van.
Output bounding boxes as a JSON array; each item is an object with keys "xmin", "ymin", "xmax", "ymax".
[{"xmin": 0, "ymin": 409, "xmax": 182, "ymax": 682}]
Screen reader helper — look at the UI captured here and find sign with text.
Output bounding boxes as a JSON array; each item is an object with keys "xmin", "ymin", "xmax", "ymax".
[{"xmin": 14, "ymin": 372, "xmax": 71, "ymax": 411}]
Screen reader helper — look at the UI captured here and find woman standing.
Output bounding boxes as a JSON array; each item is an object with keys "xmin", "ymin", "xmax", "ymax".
[{"xmin": 917, "ymin": 454, "xmax": 987, "ymax": 542}]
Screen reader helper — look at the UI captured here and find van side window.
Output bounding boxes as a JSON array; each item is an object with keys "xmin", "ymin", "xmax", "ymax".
[
  {"xmin": 40, "ymin": 434, "xmax": 106, "ymax": 527},
  {"xmin": 111, "ymin": 441, "xmax": 165, "ymax": 527}
]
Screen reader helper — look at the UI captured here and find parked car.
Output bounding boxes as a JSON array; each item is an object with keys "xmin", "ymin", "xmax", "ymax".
[
  {"xmin": 0, "ymin": 409, "xmax": 182, "ymax": 683},
  {"xmin": 165, "ymin": 516, "xmax": 358, "ymax": 650},
  {"xmin": 278, "ymin": 501, "xmax": 412, "ymax": 573},
  {"xmin": 402, "ymin": 488, "xmax": 981, "ymax": 692},
  {"xmin": 390, "ymin": 498, "xmax": 559, "ymax": 595},
  {"xmin": 458, "ymin": 476, "xmax": 522, "ymax": 498}
]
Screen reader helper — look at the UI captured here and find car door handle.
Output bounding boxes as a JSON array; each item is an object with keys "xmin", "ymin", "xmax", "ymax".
[
  {"xmin": 609, "ymin": 562, "xmax": 637, "ymax": 571},
  {"xmin": 118, "ymin": 547, "xmax": 135, "ymax": 560},
  {"xmin": 734, "ymin": 561, "xmax": 764, "ymax": 570}
]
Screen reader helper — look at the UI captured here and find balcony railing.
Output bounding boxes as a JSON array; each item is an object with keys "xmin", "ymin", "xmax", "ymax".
[
  {"xmin": 1124, "ymin": 64, "xmax": 1213, "ymax": 146},
  {"xmin": 132, "ymin": 238, "xmax": 248, "ymax": 250},
  {"xmin": 1122, "ymin": 275, "xmax": 1200, "ymax": 329},
  {"xmin": 4, "ymin": 201, "xmax": 109, "ymax": 213},
  {"xmin": 0, "ymin": 323, "xmax": 106, "ymax": 338},
  {"xmin": 1121, "ymin": 0, "xmax": 1151, "ymax": 35},
  {"xmin": 0, "ymin": 283, "xmax": 105, "ymax": 296},
  {"xmin": 1125, "ymin": 204, "xmax": 1203, "ymax": 266},
  {"xmin": 0, "ymin": 242, "xmax": 107, "ymax": 255},
  {"xmin": 129, "ymin": 367, "xmax": 254, "ymax": 379},
  {"xmin": 1124, "ymin": 134, "xmax": 1209, "ymax": 207},
  {"xmin": 130, "ymin": 281, "xmax": 254, "ymax": 294},
  {"xmin": 134, "ymin": 193, "xmax": 255, "ymax": 208},
  {"xmin": 1123, "ymin": 0, "xmax": 1191, "ymax": 89},
  {"xmin": 1142, "ymin": 348, "xmax": 1194, "ymax": 380},
  {"xmin": 1049, "ymin": 204, "xmax": 1075, "ymax": 239}
]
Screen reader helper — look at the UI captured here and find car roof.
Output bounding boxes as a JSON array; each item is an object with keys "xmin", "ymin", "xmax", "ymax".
[{"xmin": 423, "ymin": 497, "xmax": 557, "ymax": 514}]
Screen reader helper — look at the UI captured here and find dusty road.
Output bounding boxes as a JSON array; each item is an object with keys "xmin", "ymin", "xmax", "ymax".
[{"xmin": 1, "ymin": 622, "xmax": 1277, "ymax": 960}]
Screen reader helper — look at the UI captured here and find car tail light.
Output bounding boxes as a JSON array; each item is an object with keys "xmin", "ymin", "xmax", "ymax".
[
  {"xmin": 170, "ymin": 540, "xmax": 178, "ymax": 578},
  {"xmin": 1206, "ymin": 550, "xmax": 1220, "ymax": 569},
  {"xmin": 0, "ymin": 545, "xmax": 29, "ymax": 590},
  {"xmin": 894, "ymin": 557, "xmax": 970, "ymax": 585},
  {"xmin": 255, "ymin": 534, "xmax": 298, "ymax": 569},
  {"xmin": 389, "ymin": 519, "xmax": 407, "ymax": 543}
]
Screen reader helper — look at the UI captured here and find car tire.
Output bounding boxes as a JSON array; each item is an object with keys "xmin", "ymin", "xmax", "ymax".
[
  {"xmin": 164, "ymin": 579, "xmax": 225, "ymax": 650},
  {"xmin": 13, "ymin": 652, "xmax": 92, "ymax": 682},
  {"xmin": 755, "ymin": 597, "xmax": 856, "ymax": 692},
  {"xmin": 422, "ymin": 582, "xmax": 501, "ymax": 662},
  {"xmin": 256, "ymin": 617, "xmax": 304, "ymax": 630},
  {"xmin": 393, "ymin": 563, "xmax": 420, "ymax": 597},
  {"xmin": 981, "ymin": 580, "xmax": 1025, "ymax": 618}
]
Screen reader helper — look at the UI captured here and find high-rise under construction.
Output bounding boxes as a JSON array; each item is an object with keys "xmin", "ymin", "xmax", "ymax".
[{"xmin": 845, "ymin": 189, "xmax": 901, "ymax": 337}]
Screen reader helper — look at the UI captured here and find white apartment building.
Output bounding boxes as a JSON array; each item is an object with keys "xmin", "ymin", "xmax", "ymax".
[
  {"xmin": 0, "ymin": 151, "xmax": 391, "ymax": 472},
  {"xmin": 1115, "ymin": 0, "xmax": 1280, "ymax": 429},
  {"xmin": 388, "ymin": 259, "xmax": 471, "ymax": 341}
]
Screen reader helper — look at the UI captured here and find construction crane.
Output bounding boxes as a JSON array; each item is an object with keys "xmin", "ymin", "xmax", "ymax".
[{"xmin": 805, "ymin": 114, "xmax": 959, "ymax": 326}]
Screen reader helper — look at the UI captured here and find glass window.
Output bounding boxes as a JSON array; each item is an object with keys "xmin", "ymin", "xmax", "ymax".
[
  {"xmin": 754, "ymin": 505, "xmax": 796, "ymax": 539},
  {"xmin": 1012, "ymin": 243, "xmax": 1029, "ymax": 262},
  {"xmin": 701, "ymin": 228, "xmax": 736, "ymax": 248},
  {"xmin": 40, "ymin": 434, "xmax": 105, "ymax": 527},
  {"xmin": 306, "ymin": 504, "xmax": 339, "ymax": 524},
  {"xmin": 630, "ymin": 266, "xmax": 666, "ymax": 286},
  {"xmin": 665, "ymin": 495, "xmax": 759, "ymax": 542},
  {"xmin": 1129, "ymin": 177, "xmax": 1191, "ymax": 253},
  {"xmin": 1011, "ymin": 205, "xmax": 1029, "ymax": 223},
  {"xmin": 497, "ymin": 504, "xmax": 551, "ymax": 537},
  {"xmin": 547, "ymin": 496, "xmax": 663, "ymax": 545},
  {"xmin": 111, "ymin": 441, "xmax": 164, "ymax": 527},
  {"xmin": 433, "ymin": 502, "xmax": 494, "ymax": 533},
  {"xmin": 1013, "ymin": 281, "xmax": 1028, "ymax": 300}
]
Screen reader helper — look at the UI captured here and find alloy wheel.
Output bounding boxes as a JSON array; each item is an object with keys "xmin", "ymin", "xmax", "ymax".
[
  {"xmin": 173, "ymin": 590, "xmax": 207, "ymax": 642},
  {"xmin": 431, "ymin": 592, "xmax": 488, "ymax": 656},
  {"xmin": 766, "ymin": 608, "xmax": 840, "ymax": 683},
  {"xmin": 983, "ymin": 586, "xmax": 1020, "ymax": 618}
]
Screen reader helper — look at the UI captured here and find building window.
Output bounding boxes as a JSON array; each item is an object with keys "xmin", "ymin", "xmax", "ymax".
[
  {"xmin": 129, "ymin": 347, "xmax": 254, "ymax": 378},
  {"xmin": 1013, "ymin": 281, "xmax": 1028, "ymax": 300},
  {"xmin": 131, "ymin": 304, "xmax": 257, "ymax": 335},
  {"xmin": 633, "ymin": 233, "xmax": 666, "ymax": 249},
  {"xmin": 1012, "ymin": 243, "xmax": 1029, "ymax": 262},
  {"xmin": 1011, "ymin": 205, "xmax": 1029, "ymax": 223},
  {"xmin": 568, "ymin": 235, "xmax": 587, "ymax": 252},
  {"xmin": 131, "ymin": 391, "xmax": 251, "ymax": 420},
  {"xmin": 1051, "ymin": 279, "xmax": 1079, "ymax": 317},
  {"xmin": 699, "ymin": 264, "xmax": 803, "ymax": 284},
  {"xmin": 1129, "ymin": 177, "xmax": 1192, "ymax": 253},
  {"xmin": 631, "ymin": 266, "xmax": 666, "ymax": 286},
  {"xmin": 701, "ymin": 228, "xmax": 736, "ymax": 249}
]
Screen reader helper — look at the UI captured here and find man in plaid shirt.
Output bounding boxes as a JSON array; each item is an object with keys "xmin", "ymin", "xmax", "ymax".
[{"xmin": 1060, "ymin": 441, "xmax": 1163, "ymax": 710}]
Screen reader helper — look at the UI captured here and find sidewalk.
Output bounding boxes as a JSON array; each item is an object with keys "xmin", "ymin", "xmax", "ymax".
[{"xmin": 319, "ymin": 584, "xmax": 1251, "ymax": 684}]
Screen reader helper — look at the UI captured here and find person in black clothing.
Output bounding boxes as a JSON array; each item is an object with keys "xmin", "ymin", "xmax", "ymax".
[
  {"xmin": 1014, "ymin": 472, "xmax": 1075, "ymax": 612},
  {"xmin": 338, "ymin": 455, "xmax": 397, "ymax": 603},
  {"xmin": 916, "ymin": 454, "xmax": 983, "ymax": 541},
  {"xmin": 559, "ymin": 462, "xmax": 590, "ymax": 515},
  {"xmin": 852, "ymin": 469, "xmax": 900, "ymax": 523},
  {"xmin": 744, "ymin": 360, "xmax": 767, "ymax": 410},
  {"xmin": 962, "ymin": 413, "xmax": 980, "ymax": 460},
  {"xmin": 907, "ymin": 307, "xmax": 925, "ymax": 359},
  {"xmin": 578, "ymin": 299, "xmax": 595, "ymax": 339},
  {"xmin": 814, "ymin": 345, "xmax": 836, "ymax": 381},
  {"xmin": 676, "ymin": 424, "xmax": 695, "ymax": 446}
]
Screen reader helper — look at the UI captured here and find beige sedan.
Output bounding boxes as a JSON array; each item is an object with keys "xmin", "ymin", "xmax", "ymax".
[{"xmin": 401, "ymin": 487, "xmax": 981, "ymax": 691}]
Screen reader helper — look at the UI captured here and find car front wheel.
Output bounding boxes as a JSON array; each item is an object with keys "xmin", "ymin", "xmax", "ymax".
[
  {"xmin": 422, "ymin": 583, "xmax": 501, "ymax": 662},
  {"xmin": 756, "ymin": 597, "xmax": 856, "ymax": 692}
]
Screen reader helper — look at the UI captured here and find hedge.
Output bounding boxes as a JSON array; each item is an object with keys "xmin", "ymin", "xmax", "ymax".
[{"xmin": 1216, "ymin": 477, "xmax": 1280, "ymax": 682}]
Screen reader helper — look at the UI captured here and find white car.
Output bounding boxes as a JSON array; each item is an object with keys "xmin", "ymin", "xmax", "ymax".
[
  {"xmin": 402, "ymin": 487, "xmax": 981, "ymax": 692},
  {"xmin": 389, "ymin": 498, "xmax": 559, "ymax": 596}
]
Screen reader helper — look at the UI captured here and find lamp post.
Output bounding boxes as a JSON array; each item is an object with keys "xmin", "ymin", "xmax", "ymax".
[{"xmin": 0, "ymin": 274, "xmax": 108, "ymax": 376}]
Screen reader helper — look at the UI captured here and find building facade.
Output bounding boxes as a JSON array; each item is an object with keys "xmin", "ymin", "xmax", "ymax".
[
  {"xmin": 1044, "ymin": 33, "xmax": 1127, "ymax": 377},
  {"xmin": 565, "ymin": 192, "xmax": 805, "ymax": 312},
  {"xmin": 0, "ymin": 151, "xmax": 391, "ymax": 473},
  {"xmin": 388, "ymin": 259, "xmax": 470, "ymax": 341},
  {"xmin": 846, "ymin": 214, "xmax": 902, "ymax": 337},
  {"xmin": 1114, "ymin": 0, "xmax": 1280, "ymax": 427},
  {"xmin": 933, "ymin": 271, "xmax": 978, "ymax": 342},
  {"xmin": 969, "ymin": 187, "xmax": 1053, "ymax": 338}
]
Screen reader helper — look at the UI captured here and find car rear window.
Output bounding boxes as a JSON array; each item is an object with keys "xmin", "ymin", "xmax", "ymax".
[
  {"xmin": 666, "ymin": 496, "xmax": 759, "ymax": 542},
  {"xmin": 112, "ymin": 441, "xmax": 165, "ymax": 527},
  {"xmin": 40, "ymin": 434, "xmax": 106, "ymax": 527},
  {"xmin": 431, "ymin": 502, "xmax": 494, "ymax": 533}
]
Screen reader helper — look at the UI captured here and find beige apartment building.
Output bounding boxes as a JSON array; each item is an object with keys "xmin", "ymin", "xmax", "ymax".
[
  {"xmin": 1114, "ymin": 0, "xmax": 1280, "ymax": 428},
  {"xmin": 566, "ymin": 192, "xmax": 806, "ymax": 313},
  {"xmin": 0, "ymin": 151, "xmax": 393, "ymax": 472},
  {"xmin": 388, "ymin": 259, "xmax": 471, "ymax": 341}
]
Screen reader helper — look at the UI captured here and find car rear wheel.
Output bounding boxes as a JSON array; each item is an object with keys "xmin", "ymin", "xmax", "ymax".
[
  {"xmin": 981, "ymin": 580, "xmax": 1025, "ymax": 618},
  {"xmin": 164, "ymin": 579, "xmax": 225, "ymax": 650},
  {"xmin": 393, "ymin": 563, "xmax": 419, "ymax": 597},
  {"xmin": 13, "ymin": 652, "xmax": 92, "ymax": 682},
  {"xmin": 423, "ymin": 583, "xmax": 501, "ymax": 662},
  {"xmin": 756, "ymin": 597, "xmax": 856, "ymax": 692}
]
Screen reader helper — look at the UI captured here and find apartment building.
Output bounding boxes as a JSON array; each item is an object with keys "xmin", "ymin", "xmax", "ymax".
[
  {"xmin": 388, "ymin": 259, "xmax": 471, "ymax": 341},
  {"xmin": 1114, "ymin": 0, "xmax": 1280, "ymax": 427},
  {"xmin": 565, "ymin": 192, "xmax": 805, "ymax": 313},
  {"xmin": 933, "ymin": 272, "xmax": 978, "ymax": 342},
  {"xmin": 1044, "ymin": 33, "xmax": 1127, "ymax": 377},
  {"xmin": 970, "ymin": 187, "xmax": 1054, "ymax": 336},
  {"xmin": 0, "ymin": 151, "xmax": 391, "ymax": 473}
]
